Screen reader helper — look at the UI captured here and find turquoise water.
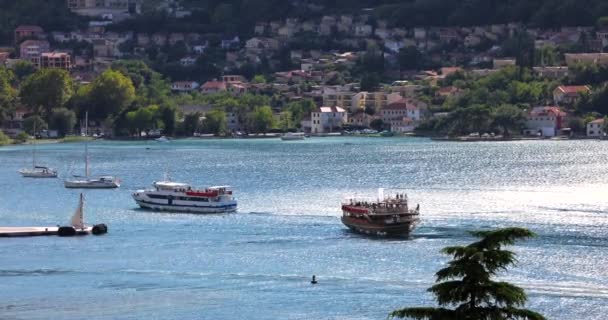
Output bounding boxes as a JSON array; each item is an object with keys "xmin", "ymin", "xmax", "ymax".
[{"xmin": 1, "ymin": 137, "xmax": 608, "ymax": 319}]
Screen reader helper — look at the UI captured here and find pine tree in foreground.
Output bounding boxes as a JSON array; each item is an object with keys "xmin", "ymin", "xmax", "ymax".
[{"xmin": 390, "ymin": 228, "xmax": 546, "ymax": 320}]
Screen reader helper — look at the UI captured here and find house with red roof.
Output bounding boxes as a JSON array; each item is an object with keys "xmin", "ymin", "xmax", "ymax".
[
  {"xmin": 380, "ymin": 99, "xmax": 426, "ymax": 133},
  {"xmin": 524, "ymin": 106, "xmax": 567, "ymax": 137},
  {"xmin": 311, "ymin": 106, "xmax": 347, "ymax": 134},
  {"xmin": 14, "ymin": 25, "xmax": 44, "ymax": 44},
  {"xmin": 200, "ymin": 80, "xmax": 227, "ymax": 94},
  {"xmin": 553, "ymin": 85, "xmax": 591, "ymax": 105}
]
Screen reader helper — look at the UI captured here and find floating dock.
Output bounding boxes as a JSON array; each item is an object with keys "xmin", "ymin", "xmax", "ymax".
[{"xmin": 0, "ymin": 226, "xmax": 96, "ymax": 237}]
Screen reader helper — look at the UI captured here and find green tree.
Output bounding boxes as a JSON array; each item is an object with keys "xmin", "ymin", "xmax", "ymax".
[
  {"xmin": 0, "ymin": 131, "xmax": 11, "ymax": 146},
  {"xmin": 202, "ymin": 109, "xmax": 227, "ymax": 135},
  {"xmin": 49, "ymin": 107, "xmax": 77, "ymax": 137},
  {"xmin": 20, "ymin": 69, "xmax": 73, "ymax": 118},
  {"xmin": 12, "ymin": 60, "xmax": 36, "ymax": 81},
  {"xmin": 124, "ymin": 105, "xmax": 161, "ymax": 136},
  {"xmin": 285, "ymin": 99, "xmax": 316, "ymax": 126},
  {"xmin": 252, "ymin": 75, "xmax": 267, "ymax": 84},
  {"xmin": 0, "ymin": 67, "xmax": 16, "ymax": 121},
  {"xmin": 159, "ymin": 105, "xmax": 176, "ymax": 135},
  {"xmin": 391, "ymin": 228, "xmax": 545, "ymax": 320},
  {"xmin": 14, "ymin": 132, "xmax": 29, "ymax": 144},
  {"xmin": 23, "ymin": 115, "xmax": 48, "ymax": 135},
  {"xmin": 88, "ymin": 69, "xmax": 136, "ymax": 120},
  {"xmin": 492, "ymin": 105, "xmax": 524, "ymax": 136},
  {"xmin": 182, "ymin": 112, "xmax": 202, "ymax": 136},
  {"xmin": 251, "ymin": 106, "xmax": 274, "ymax": 133},
  {"xmin": 442, "ymin": 105, "xmax": 492, "ymax": 136}
]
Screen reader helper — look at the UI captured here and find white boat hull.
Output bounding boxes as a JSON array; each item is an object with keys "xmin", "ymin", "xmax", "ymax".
[
  {"xmin": 19, "ymin": 170, "xmax": 57, "ymax": 178},
  {"xmin": 64, "ymin": 179, "xmax": 120, "ymax": 189},
  {"xmin": 134, "ymin": 199, "xmax": 237, "ymax": 214}
]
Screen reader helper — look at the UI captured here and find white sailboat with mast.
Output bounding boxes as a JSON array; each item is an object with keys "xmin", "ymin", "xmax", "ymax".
[
  {"xmin": 64, "ymin": 112, "xmax": 120, "ymax": 189},
  {"xmin": 19, "ymin": 116, "xmax": 57, "ymax": 178}
]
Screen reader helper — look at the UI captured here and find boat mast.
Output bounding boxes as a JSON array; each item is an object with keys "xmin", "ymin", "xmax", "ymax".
[
  {"xmin": 84, "ymin": 111, "xmax": 89, "ymax": 178},
  {"xmin": 32, "ymin": 115, "xmax": 36, "ymax": 168}
]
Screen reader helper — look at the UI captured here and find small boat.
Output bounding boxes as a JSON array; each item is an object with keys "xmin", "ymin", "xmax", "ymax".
[
  {"xmin": 132, "ymin": 180, "xmax": 237, "ymax": 214},
  {"xmin": 155, "ymin": 136, "xmax": 169, "ymax": 142},
  {"xmin": 19, "ymin": 119, "xmax": 57, "ymax": 178},
  {"xmin": 19, "ymin": 166, "xmax": 58, "ymax": 178},
  {"xmin": 280, "ymin": 132, "xmax": 305, "ymax": 141},
  {"xmin": 65, "ymin": 175, "xmax": 120, "ymax": 189},
  {"xmin": 64, "ymin": 112, "xmax": 120, "ymax": 189},
  {"xmin": 341, "ymin": 189, "xmax": 420, "ymax": 237}
]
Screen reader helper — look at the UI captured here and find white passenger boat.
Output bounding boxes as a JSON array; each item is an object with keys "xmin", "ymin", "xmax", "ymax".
[
  {"xmin": 132, "ymin": 181, "xmax": 237, "ymax": 213},
  {"xmin": 64, "ymin": 112, "xmax": 120, "ymax": 189},
  {"xmin": 280, "ymin": 132, "xmax": 305, "ymax": 141}
]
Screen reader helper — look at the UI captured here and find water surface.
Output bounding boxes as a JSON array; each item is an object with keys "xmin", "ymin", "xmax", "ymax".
[{"xmin": 1, "ymin": 137, "xmax": 607, "ymax": 319}]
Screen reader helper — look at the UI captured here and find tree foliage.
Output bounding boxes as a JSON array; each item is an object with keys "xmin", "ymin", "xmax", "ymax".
[
  {"xmin": 87, "ymin": 69, "xmax": 136, "ymax": 120},
  {"xmin": 251, "ymin": 106, "xmax": 275, "ymax": 133},
  {"xmin": 49, "ymin": 107, "xmax": 76, "ymax": 137},
  {"xmin": 20, "ymin": 68, "xmax": 73, "ymax": 118},
  {"xmin": 23, "ymin": 115, "xmax": 48, "ymax": 135},
  {"xmin": 391, "ymin": 228, "xmax": 545, "ymax": 320},
  {"xmin": 202, "ymin": 108, "xmax": 227, "ymax": 135},
  {"xmin": 0, "ymin": 67, "xmax": 16, "ymax": 121}
]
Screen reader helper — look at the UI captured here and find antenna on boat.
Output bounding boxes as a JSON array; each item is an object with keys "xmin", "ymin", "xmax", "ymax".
[{"xmin": 378, "ymin": 188, "xmax": 384, "ymax": 201}]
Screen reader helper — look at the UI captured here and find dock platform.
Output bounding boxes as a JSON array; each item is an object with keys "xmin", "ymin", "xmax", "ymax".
[{"xmin": 0, "ymin": 226, "xmax": 95, "ymax": 237}]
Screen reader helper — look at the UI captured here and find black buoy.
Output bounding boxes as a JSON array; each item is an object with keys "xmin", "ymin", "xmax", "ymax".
[
  {"xmin": 310, "ymin": 275, "xmax": 318, "ymax": 284},
  {"xmin": 58, "ymin": 226, "xmax": 76, "ymax": 237},
  {"xmin": 92, "ymin": 224, "xmax": 108, "ymax": 235}
]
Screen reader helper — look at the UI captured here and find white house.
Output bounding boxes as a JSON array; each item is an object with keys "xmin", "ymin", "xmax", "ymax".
[
  {"xmin": 587, "ymin": 118, "xmax": 605, "ymax": 137},
  {"xmin": 311, "ymin": 106, "xmax": 347, "ymax": 134},
  {"xmin": 381, "ymin": 99, "xmax": 425, "ymax": 133},
  {"xmin": 523, "ymin": 106, "xmax": 567, "ymax": 137},
  {"xmin": 171, "ymin": 81, "xmax": 199, "ymax": 92}
]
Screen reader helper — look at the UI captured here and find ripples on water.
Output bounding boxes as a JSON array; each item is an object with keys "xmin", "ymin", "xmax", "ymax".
[{"xmin": 1, "ymin": 137, "xmax": 608, "ymax": 319}]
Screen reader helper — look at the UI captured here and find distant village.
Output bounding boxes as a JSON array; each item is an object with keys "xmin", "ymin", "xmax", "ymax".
[{"xmin": 2, "ymin": 0, "xmax": 608, "ymax": 139}]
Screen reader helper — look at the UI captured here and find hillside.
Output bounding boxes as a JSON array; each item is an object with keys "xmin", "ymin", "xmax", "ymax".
[{"xmin": 3, "ymin": 0, "xmax": 606, "ymax": 45}]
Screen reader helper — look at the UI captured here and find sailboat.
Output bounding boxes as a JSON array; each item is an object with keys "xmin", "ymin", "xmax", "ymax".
[
  {"xmin": 64, "ymin": 112, "xmax": 120, "ymax": 189},
  {"xmin": 57, "ymin": 193, "xmax": 108, "ymax": 236},
  {"xmin": 19, "ymin": 117, "xmax": 57, "ymax": 178}
]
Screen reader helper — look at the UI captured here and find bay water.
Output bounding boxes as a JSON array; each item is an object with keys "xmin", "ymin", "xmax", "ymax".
[{"xmin": 1, "ymin": 137, "xmax": 607, "ymax": 319}]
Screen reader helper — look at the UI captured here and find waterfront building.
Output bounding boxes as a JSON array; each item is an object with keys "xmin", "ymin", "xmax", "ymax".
[
  {"xmin": 381, "ymin": 99, "xmax": 426, "ymax": 133},
  {"xmin": 311, "ymin": 106, "xmax": 347, "ymax": 134},
  {"xmin": 523, "ymin": 106, "xmax": 566, "ymax": 137}
]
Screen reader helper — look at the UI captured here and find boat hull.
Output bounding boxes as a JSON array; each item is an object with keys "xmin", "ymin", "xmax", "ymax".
[
  {"xmin": 341, "ymin": 216, "xmax": 418, "ymax": 237},
  {"xmin": 134, "ymin": 199, "xmax": 237, "ymax": 214},
  {"xmin": 20, "ymin": 172, "xmax": 58, "ymax": 178},
  {"xmin": 64, "ymin": 181, "xmax": 120, "ymax": 189}
]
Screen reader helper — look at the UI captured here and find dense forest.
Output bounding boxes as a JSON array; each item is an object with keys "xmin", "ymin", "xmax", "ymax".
[{"xmin": 2, "ymin": 0, "xmax": 608, "ymax": 45}]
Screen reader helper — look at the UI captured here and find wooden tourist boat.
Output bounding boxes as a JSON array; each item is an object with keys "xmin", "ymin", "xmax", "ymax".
[{"xmin": 341, "ymin": 189, "xmax": 420, "ymax": 237}]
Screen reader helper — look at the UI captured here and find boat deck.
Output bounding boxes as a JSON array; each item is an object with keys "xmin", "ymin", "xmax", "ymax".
[{"xmin": 0, "ymin": 226, "xmax": 93, "ymax": 237}]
